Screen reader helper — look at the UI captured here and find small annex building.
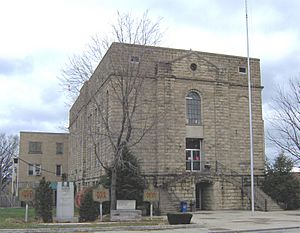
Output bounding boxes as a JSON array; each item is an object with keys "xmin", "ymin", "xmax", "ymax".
[{"xmin": 18, "ymin": 132, "xmax": 69, "ymax": 194}]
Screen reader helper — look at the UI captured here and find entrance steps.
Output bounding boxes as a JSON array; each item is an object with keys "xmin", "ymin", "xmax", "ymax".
[{"xmin": 216, "ymin": 162, "xmax": 282, "ymax": 211}]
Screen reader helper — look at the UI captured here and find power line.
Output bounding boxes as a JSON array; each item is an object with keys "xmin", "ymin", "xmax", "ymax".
[{"xmin": 17, "ymin": 157, "xmax": 69, "ymax": 176}]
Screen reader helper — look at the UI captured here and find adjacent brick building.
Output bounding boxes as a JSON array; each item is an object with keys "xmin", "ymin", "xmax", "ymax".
[
  {"xmin": 68, "ymin": 43, "xmax": 279, "ymax": 211},
  {"xmin": 18, "ymin": 132, "xmax": 69, "ymax": 189}
]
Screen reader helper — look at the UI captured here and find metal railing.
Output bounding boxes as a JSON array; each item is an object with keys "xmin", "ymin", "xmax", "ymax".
[{"xmin": 215, "ymin": 161, "xmax": 279, "ymax": 211}]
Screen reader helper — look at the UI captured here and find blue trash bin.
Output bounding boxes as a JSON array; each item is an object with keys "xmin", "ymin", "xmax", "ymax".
[{"xmin": 180, "ymin": 201, "xmax": 187, "ymax": 212}]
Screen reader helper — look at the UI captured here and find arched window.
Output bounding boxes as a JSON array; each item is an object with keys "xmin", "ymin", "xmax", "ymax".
[{"xmin": 186, "ymin": 91, "xmax": 201, "ymax": 125}]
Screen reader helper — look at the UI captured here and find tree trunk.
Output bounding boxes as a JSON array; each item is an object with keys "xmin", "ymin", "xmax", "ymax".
[
  {"xmin": 110, "ymin": 166, "xmax": 117, "ymax": 210},
  {"xmin": 0, "ymin": 167, "xmax": 2, "ymax": 196}
]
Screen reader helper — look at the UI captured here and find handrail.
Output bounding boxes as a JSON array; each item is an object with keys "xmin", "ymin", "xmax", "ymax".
[{"xmin": 215, "ymin": 161, "xmax": 279, "ymax": 211}]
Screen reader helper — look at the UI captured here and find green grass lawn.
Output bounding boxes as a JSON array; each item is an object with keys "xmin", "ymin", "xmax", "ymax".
[
  {"xmin": 0, "ymin": 207, "xmax": 36, "ymax": 228},
  {"xmin": 0, "ymin": 207, "xmax": 167, "ymax": 229}
]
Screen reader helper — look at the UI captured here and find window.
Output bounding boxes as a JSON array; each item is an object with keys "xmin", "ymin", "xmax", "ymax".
[
  {"xmin": 186, "ymin": 138, "xmax": 201, "ymax": 171},
  {"xmin": 56, "ymin": 143, "xmax": 64, "ymax": 154},
  {"xmin": 186, "ymin": 91, "xmax": 201, "ymax": 125},
  {"xmin": 56, "ymin": 165, "xmax": 62, "ymax": 176},
  {"xmin": 239, "ymin": 66, "xmax": 246, "ymax": 74},
  {"xmin": 28, "ymin": 164, "xmax": 33, "ymax": 175},
  {"xmin": 130, "ymin": 56, "xmax": 139, "ymax": 63},
  {"xmin": 29, "ymin": 142, "xmax": 42, "ymax": 154},
  {"xmin": 28, "ymin": 164, "xmax": 41, "ymax": 176},
  {"xmin": 190, "ymin": 63, "xmax": 197, "ymax": 71}
]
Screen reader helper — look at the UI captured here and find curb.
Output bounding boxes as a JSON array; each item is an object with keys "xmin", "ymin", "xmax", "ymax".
[
  {"xmin": 0, "ymin": 223, "xmax": 203, "ymax": 233},
  {"xmin": 209, "ymin": 226, "xmax": 300, "ymax": 233}
]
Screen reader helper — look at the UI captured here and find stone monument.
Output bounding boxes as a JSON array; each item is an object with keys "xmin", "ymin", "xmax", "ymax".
[
  {"xmin": 111, "ymin": 200, "xmax": 142, "ymax": 221},
  {"xmin": 56, "ymin": 182, "xmax": 75, "ymax": 222}
]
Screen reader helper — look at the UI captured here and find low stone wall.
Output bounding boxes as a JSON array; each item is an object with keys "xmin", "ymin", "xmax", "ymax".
[{"xmin": 110, "ymin": 209, "xmax": 142, "ymax": 221}]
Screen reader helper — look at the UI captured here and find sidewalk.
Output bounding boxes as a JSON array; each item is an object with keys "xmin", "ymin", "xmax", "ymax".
[{"xmin": 190, "ymin": 210, "xmax": 300, "ymax": 232}]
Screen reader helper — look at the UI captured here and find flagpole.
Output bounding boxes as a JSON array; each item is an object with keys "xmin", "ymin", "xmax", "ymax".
[{"xmin": 245, "ymin": 0, "xmax": 255, "ymax": 215}]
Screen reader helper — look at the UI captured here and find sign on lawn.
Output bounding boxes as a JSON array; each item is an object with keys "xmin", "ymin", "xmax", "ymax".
[
  {"xmin": 92, "ymin": 185, "xmax": 110, "ymax": 203},
  {"xmin": 19, "ymin": 188, "xmax": 35, "ymax": 202},
  {"xmin": 143, "ymin": 185, "xmax": 159, "ymax": 202}
]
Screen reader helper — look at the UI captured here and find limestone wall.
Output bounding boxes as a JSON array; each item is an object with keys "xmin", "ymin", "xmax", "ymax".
[{"xmin": 68, "ymin": 43, "xmax": 265, "ymax": 207}]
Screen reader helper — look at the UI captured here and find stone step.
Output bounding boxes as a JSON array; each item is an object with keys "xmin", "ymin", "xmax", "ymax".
[{"xmin": 110, "ymin": 209, "xmax": 142, "ymax": 221}]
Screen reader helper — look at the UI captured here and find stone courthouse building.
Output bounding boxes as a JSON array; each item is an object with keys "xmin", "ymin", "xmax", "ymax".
[{"xmin": 68, "ymin": 43, "xmax": 280, "ymax": 212}]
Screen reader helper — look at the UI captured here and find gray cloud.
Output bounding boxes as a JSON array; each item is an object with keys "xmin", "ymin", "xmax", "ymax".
[
  {"xmin": 148, "ymin": 0, "xmax": 244, "ymax": 32},
  {"xmin": 0, "ymin": 57, "xmax": 34, "ymax": 75},
  {"xmin": 0, "ymin": 82, "xmax": 68, "ymax": 135},
  {"xmin": 0, "ymin": 103, "xmax": 68, "ymax": 135},
  {"xmin": 261, "ymin": 49, "xmax": 300, "ymax": 104}
]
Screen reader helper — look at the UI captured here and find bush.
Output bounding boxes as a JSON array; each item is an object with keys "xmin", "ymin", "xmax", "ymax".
[
  {"xmin": 79, "ymin": 188, "xmax": 99, "ymax": 222},
  {"xmin": 262, "ymin": 153, "xmax": 300, "ymax": 210},
  {"xmin": 167, "ymin": 213, "xmax": 192, "ymax": 224},
  {"xmin": 35, "ymin": 177, "xmax": 53, "ymax": 223}
]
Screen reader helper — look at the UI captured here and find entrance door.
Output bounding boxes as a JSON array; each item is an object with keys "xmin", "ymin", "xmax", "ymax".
[{"xmin": 195, "ymin": 183, "xmax": 203, "ymax": 210}]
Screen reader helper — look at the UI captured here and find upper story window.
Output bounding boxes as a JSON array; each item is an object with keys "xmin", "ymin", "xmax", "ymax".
[
  {"xmin": 130, "ymin": 56, "xmax": 139, "ymax": 63},
  {"xmin": 186, "ymin": 91, "xmax": 201, "ymax": 125},
  {"xmin": 29, "ymin": 142, "xmax": 42, "ymax": 154},
  {"xmin": 239, "ymin": 66, "xmax": 246, "ymax": 74},
  {"xmin": 56, "ymin": 142, "xmax": 64, "ymax": 155}
]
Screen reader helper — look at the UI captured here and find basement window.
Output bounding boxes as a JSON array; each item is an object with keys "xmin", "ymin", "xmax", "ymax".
[{"xmin": 239, "ymin": 66, "xmax": 246, "ymax": 74}]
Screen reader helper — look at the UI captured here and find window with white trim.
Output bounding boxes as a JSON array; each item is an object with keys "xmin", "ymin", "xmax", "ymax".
[
  {"xmin": 186, "ymin": 91, "xmax": 201, "ymax": 125},
  {"xmin": 28, "ymin": 164, "xmax": 41, "ymax": 176},
  {"xmin": 239, "ymin": 66, "xmax": 246, "ymax": 74},
  {"xmin": 186, "ymin": 138, "xmax": 201, "ymax": 171}
]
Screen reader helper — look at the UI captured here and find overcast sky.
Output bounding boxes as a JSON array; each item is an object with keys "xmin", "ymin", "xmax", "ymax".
[{"xmin": 1, "ymin": 0, "xmax": 299, "ymax": 158}]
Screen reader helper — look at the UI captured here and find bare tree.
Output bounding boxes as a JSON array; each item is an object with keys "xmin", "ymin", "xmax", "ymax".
[
  {"xmin": 65, "ymin": 11, "xmax": 163, "ymax": 210},
  {"xmin": 59, "ymin": 10, "xmax": 162, "ymax": 103},
  {"xmin": 267, "ymin": 78, "xmax": 300, "ymax": 162},
  {"xmin": 0, "ymin": 133, "xmax": 18, "ymax": 195},
  {"xmin": 90, "ymin": 47, "xmax": 157, "ymax": 209}
]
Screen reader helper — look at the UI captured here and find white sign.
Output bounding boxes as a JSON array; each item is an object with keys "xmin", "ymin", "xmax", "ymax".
[{"xmin": 117, "ymin": 200, "xmax": 136, "ymax": 210}]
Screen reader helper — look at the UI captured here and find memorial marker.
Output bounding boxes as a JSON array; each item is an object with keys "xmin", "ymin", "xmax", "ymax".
[
  {"xmin": 19, "ymin": 187, "xmax": 35, "ymax": 222},
  {"xmin": 56, "ymin": 182, "xmax": 75, "ymax": 222},
  {"xmin": 143, "ymin": 185, "xmax": 159, "ymax": 219},
  {"xmin": 92, "ymin": 185, "xmax": 109, "ymax": 221}
]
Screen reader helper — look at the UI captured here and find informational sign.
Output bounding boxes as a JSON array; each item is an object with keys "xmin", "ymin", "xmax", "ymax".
[
  {"xmin": 19, "ymin": 187, "xmax": 35, "ymax": 222},
  {"xmin": 92, "ymin": 185, "xmax": 110, "ymax": 203},
  {"xmin": 143, "ymin": 186, "xmax": 159, "ymax": 202},
  {"xmin": 143, "ymin": 184, "xmax": 159, "ymax": 219},
  {"xmin": 19, "ymin": 188, "xmax": 35, "ymax": 202},
  {"xmin": 92, "ymin": 185, "xmax": 110, "ymax": 221}
]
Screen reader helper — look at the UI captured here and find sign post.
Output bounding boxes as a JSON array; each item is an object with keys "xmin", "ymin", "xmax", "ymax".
[
  {"xmin": 143, "ymin": 185, "xmax": 159, "ymax": 220},
  {"xmin": 19, "ymin": 188, "xmax": 35, "ymax": 222},
  {"xmin": 92, "ymin": 185, "xmax": 110, "ymax": 221}
]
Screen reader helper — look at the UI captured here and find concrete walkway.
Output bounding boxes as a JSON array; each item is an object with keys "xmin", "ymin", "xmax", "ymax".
[{"xmin": 190, "ymin": 210, "xmax": 300, "ymax": 232}]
